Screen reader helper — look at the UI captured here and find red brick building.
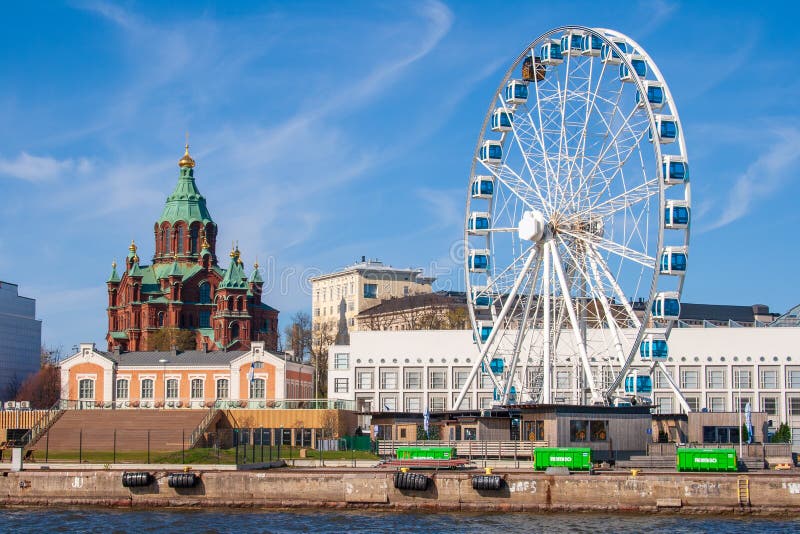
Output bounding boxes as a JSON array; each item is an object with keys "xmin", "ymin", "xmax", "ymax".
[{"xmin": 106, "ymin": 145, "xmax": 279, "ymax": 352}]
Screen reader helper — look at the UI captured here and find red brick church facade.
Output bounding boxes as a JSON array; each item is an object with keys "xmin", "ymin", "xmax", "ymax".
[{"xmin": 105, "ymin": 145, "xmax": 279, "ymax": 352}]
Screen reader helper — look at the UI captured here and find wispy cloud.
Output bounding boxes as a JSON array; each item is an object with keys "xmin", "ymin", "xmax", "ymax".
[
  {"xmin": 0, "ymin": 152, "xmax": 92, "ymax": 182},
  {"xmin": 634, "ymin": 0, "xmax": 678, "ymax": 38},
  {"xmin": 702, "ymin": 127, "xmax": 800, "ymax": 232}
]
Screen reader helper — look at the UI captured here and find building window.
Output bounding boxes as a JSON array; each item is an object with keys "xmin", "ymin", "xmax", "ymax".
[
  {"xmin": 216, "ymin": 379, "xmax": 229, "ymax": 399},
  {"xmin": 363, "ymin": 283, "xmax": 377, "ymax": 299},
  {"xmin": 231, "ymin": 322, "xmax": 240, "ymax": 340},
  {"xmin": 656, "ymin": 396, "xmax": 673, "ymax": 414},
  {"xmin": 788, "ymin": 397, "xmax": 800, "ymax": 417},
  {"xmin": 733, "ymin": 368, "xmax": 752, "ymax": 389},
  {"xmin": 141, "ymin": 379, "xmax": 154, "ymax": 399},
  {"xmin": 569, "ymin": 420, "xmax": 588, "ymax": 441},
  {"xmin": 380, "ymin": 370, "xmax": 398, "ymax": 389},
  {"xmin": 556, "ymin": 370, "xmax": 571, "ymax": 389},
  {"xmin": 762, "ymin": 397, "xmax": 778, "ymax": 416},
  {"xmin": 334, "ymin": 353, "xmax": 349, "ymax": 369},
  {"xmin": 334, "ymin": 378, "xmax": 349, "ymax": 393},
  {"xmin": 165, "ymin": 227, "xmax": 171, "ymax": 253},
  {"xmin": 733, "ymin": 395, "xmax": 751, "ymax": 413},
  {"xmin": 381, "ymin": 396, "xmax": 397, "ymax": 411},
  {"xmin": 787, "ymin": 370, "xmax": 800, "ymax": 389},
  {"xmin": 190, "ymin": 226, "xmax": 198, "ymax": 254},
  {"xmin": 708, "ymin": 396, "xmax": 726, "ymax": 412},
  {"xmin": 79, "ymin": 379, "xmax": 94, "ymax": 400},
  {"xmin": 166, "ymin": 379, "xmax": 179, "ymax": 399},
  {"xmin": 249, "ymin": 378, "xmax": 266, "ymax": 399},
  {"xmin": 356, "ymin": 371, "xmax": 373, "ymax": 389},
  {"xmin": 405, "ymin": 396, "xmax": 421, "ymax": 412},
  {"xmin": 429, "ymin": 369, "xmax": 447, "ymax": 390},
  {"xmin": 177, "ymin": 226, "xmax": 184, "ymax": 253},
  {"xmin": 199, "ymin": 283, "xmax": 211, "ymax": 304},
  {"xmin": 191, "ymin": 379, "xmax": 204, "ymax": 399},
  {"xmin": 524, "ymin": 420, "xmax": 545, "ymax": 441},
  {"xmin": 706, "ymin": 369, "xmax": 725, "ymax": 389},
  {"xmin": 158, "ymin": 312, "xmax": 165, "ymax": 327},
  {"xmin": 760, "ymin": 369, "xmax": 778, "ymax": 389},
  {"xmin": 453, "ymin": 369, "xmax": 470, "ymax": 389},
  {"xmin": 116, "ymin": 379, "xmax": 129, "ymax": 399},
  {"xmin": 404, "ymin": 369, "xmax": 422, "ymax": 389},
  {"xmin": 429, "ymin": 396, "xmax": 446, "ymax": 412},
  {"xmin": 478, "ymin": 396, "xmax": 493, "ymax": 409},
  {"xmin": 314, "ymin": 308, "xmax": 320, "ymax": 317},
  {"xmin": 479, "ymin": 372, "xmax": 493, "ymax": 389},
  {"xmin": 685, "ymin": 396, "xmax": 700, "ymax": 412},
  {"xmin": 454, "ymin": 394, "xmax": 472, "ymax": 410},
  {"xmin": 680, "ymin": 369, "xmax": 699, "ymax": 389}
]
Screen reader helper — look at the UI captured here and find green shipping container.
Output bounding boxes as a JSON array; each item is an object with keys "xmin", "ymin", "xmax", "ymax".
[
  {"xmin": 396, "ymin": 446, "xmax": 455, "ymax": 460},
  {"xmin": 533, "ymin": 447, "xmax": 592, "ymax": 471},
  {"xmin": 676, "ymin": 448, "xmax": 738, "ymax": 472}
]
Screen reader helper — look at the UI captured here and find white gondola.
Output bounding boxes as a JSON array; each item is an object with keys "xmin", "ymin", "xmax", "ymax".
[
  {"xmin": 620, "ymin": 54, "xmax": 647, "ymax": 82},
  {"xmin": 581, "ymin": 34, "xmax": 603, "ymax": 56},
  {"xmin": 651, "ymin": 293, "xmax": 680, "ymax": 321},
  {"xmin": 649, "ymin": 115, "xmax": 678, "ymax": 144},
  {"xmin": 639, "ymin": 331, "xmax": 669, "ymax": 360},
  {"xmin": 468, "ymin": 212, "xmax": 491, "ymax": 235},
  {"xmin": 540, "ymin": 39, "xmax": 563, "ymax": 66},
  {"xmin": 504, "ymin": 80, "xmax": 528, "ymax": 105},
  {"xmin": 624, "ymin": 374, "xmax": 653, "ymax": 393},
  {"xmin": 664, "ymin": 200, "xmax": 690, "ymax": 229},
  {"xmin": 635, "ymin": 81, "xmax": 666, "ymax": 110},
  {"xmin": 560, "ymin": 31, "xmax": 584, "ymax": 57},
  {"xmin": 471, "ymin": 176, "xmax": 494, "ymax": 199},
  {"xmin": 491, "ymin": 109, "xmax": 513, "ymax": 132},
  {"xmin": 662, "ymin": 155, "xmax": 688, "ymax": 185},
  {"xmin": 471, "ymin": 286, "xmax": 491, "ymax": 310},
  {"xmin": 479, "ymin": 140, "xmax": 502, "ymax": 165},
  {"xmin": 469, "ymin": 249, "xmax": 490, "ymax": 273},
  {"xmin": 600, "ymin": 40, "xmax": 627, "ymax": 64},
  {"xmin": 660, "ymin": 246, "xmax": 687, "ymax": 275}
]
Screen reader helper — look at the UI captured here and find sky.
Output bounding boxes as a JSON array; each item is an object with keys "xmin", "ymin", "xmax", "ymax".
[{"xmin": 1, "ymin": 0, "xmax": 799, "ymax": 352}]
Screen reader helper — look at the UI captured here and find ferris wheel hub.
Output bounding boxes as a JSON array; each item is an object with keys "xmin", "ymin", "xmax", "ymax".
[{"xmin": 517, "ymin": 210, "xmax": 547, "ymax": 242}]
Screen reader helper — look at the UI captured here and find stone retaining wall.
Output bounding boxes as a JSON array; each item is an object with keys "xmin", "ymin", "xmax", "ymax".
[{"xmin": 1, "ymin": 469, "xmax": 799, "ymax": 514}]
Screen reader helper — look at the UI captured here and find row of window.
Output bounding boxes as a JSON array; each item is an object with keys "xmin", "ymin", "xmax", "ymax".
[
  {"xmin": 357, "ymin": 394, "xmax": 494, "ymax": 412},
  {"xmin": 653, "ymin": 394, "xmax": 800, "ymax": 416},
  {"xmin": 652, "ymin": 368, "xmax": 800, "ymax": 390},
  {"xmin": 79, "ymin": 378, "xmax": 267, "ymax": 400},
  {"xmin": 314, "ymin": 281, "xmax": 357, "ymax": 304}
]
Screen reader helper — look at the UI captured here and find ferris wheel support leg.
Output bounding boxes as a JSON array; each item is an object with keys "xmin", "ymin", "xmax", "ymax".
[
  {"xmin": 542, "ymin": 241, "xmax": 552, "ymax": 404},
  {"xmin": 455, "ymin": 247, "xmax": 539, "ymax": 410},
  {"xmin": 548, "ymin": 241, "xmax": 602, "ymax": 403},
  {"xmin": 587, "ymin": 255, "xmax": 627, "ymax": 369},
  {"xmin": 655, "ymin": 361, "xmax": 692, "ymax": 413}
]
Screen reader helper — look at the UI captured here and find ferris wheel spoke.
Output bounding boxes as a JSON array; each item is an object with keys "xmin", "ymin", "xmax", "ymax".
[
  {"xmin": 573, "ymin": 177, "xmax": 658, "ymax": 221},
  {"xmin": 562, "ymin": 230, "xmax": 654, "ymax": 268},
  {"xmin": 586, "ymin": 245, "xmax": 642, "ymax": 329},
  {"xmin": 586, "ymin": 252, "xmax": 629, "ymax": 368}
]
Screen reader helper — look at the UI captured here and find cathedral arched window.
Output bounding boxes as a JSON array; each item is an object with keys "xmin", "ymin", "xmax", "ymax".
[
  {"xmin": 199, "ymin": 283, "xmax": 211, "ymax": 303},
  {"xmin": 176, "ymin": 226, "xmax": 184, "ymax": 253},
  {"xmin": 227, "ymin": 297, "xmax": 233, "ymax": 311},
  {"xmin": 158, "ymin": 312, "xmax": 164, "ymax": 327},
  {"xmin": 165, "ymin": 227, "xmax": 172, "ymax": 254},
  {"xmin": 231, "ymin": 322, "xmax": 240, "ymax": 340},
  {"xmin": 236, "ymin": 297, "xmax": 243, "ymax": 311},
  {"xmin": 190, "ymin": 225, "xmax": 199, "ymax": 254}
]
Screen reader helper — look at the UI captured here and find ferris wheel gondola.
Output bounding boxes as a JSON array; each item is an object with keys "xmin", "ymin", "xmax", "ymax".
[{"xmin": 457, "ymin": 27, "xmax": 692, "ymax": 411}]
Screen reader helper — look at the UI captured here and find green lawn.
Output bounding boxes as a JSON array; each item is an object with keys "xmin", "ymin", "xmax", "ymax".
[{"xmin": 27, "ymin": 446, "xmax": 378, "ymax": 465}]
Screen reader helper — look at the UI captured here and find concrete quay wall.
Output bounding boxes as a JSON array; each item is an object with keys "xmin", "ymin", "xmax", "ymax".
[{"xmin": 1, "ymin": 469, "xmax": 799, "ymax": 514}]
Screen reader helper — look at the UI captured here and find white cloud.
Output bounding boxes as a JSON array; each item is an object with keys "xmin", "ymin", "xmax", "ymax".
[
  {"xmin": 702, "ymin": 127, "xmax": 800, "ymax": 232},
  {"xmin": 0, "ymin": 152, "xmax": 92, "ymax": 183}
]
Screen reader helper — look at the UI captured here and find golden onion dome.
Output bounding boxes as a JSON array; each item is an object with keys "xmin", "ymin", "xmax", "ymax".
[
  {"xmin": 178, "ymin": 143, "xmax": 196, "ymax": 168},
  {"xmin": 129, "ymin": 240, "xmax": 137, "ymax": 253}
]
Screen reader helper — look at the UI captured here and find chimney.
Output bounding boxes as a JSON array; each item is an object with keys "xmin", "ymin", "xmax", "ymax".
[
  {"xmin": 170, "ymin": 344, "xmax": 178, "ymax": 357},
  {"xmin": 361, "ymin": 255, "xmax": 366, "ymax": 262},
  {"xmin": 113, "ymin": 346, "xmax": 121, "ymax": 356}
]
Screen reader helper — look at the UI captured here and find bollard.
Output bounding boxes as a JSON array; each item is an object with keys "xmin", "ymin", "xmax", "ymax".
[
  {"xmin": 631, "ymin": 469, "xmax": 639, "ymax": 477},
  {"xmin": 485, "ymin": 466, "xmax": 493, "ymax": 475}
]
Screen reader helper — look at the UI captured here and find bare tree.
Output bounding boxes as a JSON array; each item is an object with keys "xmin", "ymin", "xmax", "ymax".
[
  {"xmin": 312, "ymin": 320, "xmax": 336, "ymax": 398},
  {"xmin": 284, "ymin": 311, "xmax": 312, "ymax": 361}
]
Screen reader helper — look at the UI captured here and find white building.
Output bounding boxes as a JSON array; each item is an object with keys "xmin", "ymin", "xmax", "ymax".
[
  {"xmin": 0, "ymin": 281, "xmax": 42, "ymax": 397},
  {"xmin": 328, "ymin": 327, "xmax": 800, "ymax": 446}
]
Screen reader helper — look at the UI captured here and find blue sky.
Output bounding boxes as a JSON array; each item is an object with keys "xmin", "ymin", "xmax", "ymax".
[{"xmin": 1, "ymin": 0, "xmax": 799, "ymax": 351}]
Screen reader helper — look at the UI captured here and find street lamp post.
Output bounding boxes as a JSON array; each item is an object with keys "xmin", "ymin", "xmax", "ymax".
[{"xmin": 159, "ymin": 358, "xmax": 168, "ymax": 408}]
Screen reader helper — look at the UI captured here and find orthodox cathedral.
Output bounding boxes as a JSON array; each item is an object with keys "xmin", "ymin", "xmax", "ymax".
[{"xmin": 105, "ymin": 145, "xmax": 279, "ymax": 352}]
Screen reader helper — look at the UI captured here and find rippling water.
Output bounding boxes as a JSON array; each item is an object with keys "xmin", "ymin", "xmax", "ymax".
[{"xmin": 0, "ymin": 508, "xmax": 796, "ymax": 533}]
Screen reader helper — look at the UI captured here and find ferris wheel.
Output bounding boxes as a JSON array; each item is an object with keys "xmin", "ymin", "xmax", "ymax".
[{"xmin": 456, "ymin": 27, "xmax": 691, "ymax": 411}]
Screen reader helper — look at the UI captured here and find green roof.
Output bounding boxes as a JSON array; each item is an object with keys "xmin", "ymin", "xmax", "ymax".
[
  {"xmin": 108, "ymin": 263, "xmax": 121, "ymax": 283},
  {"xmin": 219, "ymin": 257, "xmax": 248, "ymax": 289},
  {"xmin": 157, "ymin": 166, "xmax": 214, "ymax": 226},
  {"xmin": 249, "ymin": 267, "xmax": 263, "ymax": 284},
  {"xmin": 128, "ymin": 262, "xmax": 146, "ymax": 277},
  {"xmin": 110, "ymin": 331, "xmax": 129, "ymax": 340}
]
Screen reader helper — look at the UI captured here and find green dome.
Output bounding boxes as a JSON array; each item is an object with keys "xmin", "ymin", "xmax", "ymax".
[{"xmin": 157, "ymin": 166, "xmax": 214, "ymax": 226}]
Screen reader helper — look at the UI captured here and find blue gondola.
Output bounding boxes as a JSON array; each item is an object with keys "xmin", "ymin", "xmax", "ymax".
[
  {"xmin": 560, "ymin": 32, "xmax": 583, "ymax": 56},
  {"xmin": 505, "ymin": 80, "xmax": 528, "ymax": 105},
  {"xmin": 477, "ymin": 322, "xmax": 493, "ymax": 343},
  {"xmin": 491, "ymin": 109, "xmax": 513, "ymax": 132},
  {"xmin": 469, "ymin": 250, "xmax": 490, "ymax": 272},
  {"xmin": 624, "ymin": 375, "xmax": 653, "ymax": 394},
  {"xmin": 581, "ymin": 34, "xmax": 603, "ymax": 56},
  {"xmin": 662, "ymin": 156, "xmax": 688, "ymax": 185},
  {"xmin": 472, "ymin": 287, "xmax": 491, "ymax": 310},
  {"xmin": 640, "ymin": 337, "xmax": 669, "ymax": 361},
  {"xmin": 468, "ymin": 212, "xmax": 491, "ymax": 235},
  {"xmin": 660, "ymin": 247, "xmax": 687, "ymax": 275},
  {"xmin": 649, "ymin": 115, "xmax": 678, "ymax": 144},
  {"xmin": 479, "ymin": 140, "xmax": 502, "ymax": 164},
  {"xmin": 664, "ymin": 200, "xmax": 690, "ymax": 229},
  {"xmin": 620, "ymin": 55, "xmax": 647, "ymax": 82},
  {"xmin": 652, "ymin": 293, "xmax": 680, "ymax": 321},
  {"xmin": 493, "ymin": 385, "xmax": 516, "ymax": 402},
  {"xmin": 600, "ymin": 40, "xmax": 627, "ymax": 64},
  {"xmin": 471, "ymin": 176, "xmax": 494, "ymax": 199},
  {"xmin": 541, "ymin": 39, "xmax": 563, "ymax": 65},
  {"xmin": 635, "ymin": 82, "xmax": 665, "ymax": 110}
]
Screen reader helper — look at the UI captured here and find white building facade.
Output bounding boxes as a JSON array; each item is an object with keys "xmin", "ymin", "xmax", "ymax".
[
  {"xmin": 0, "ymin": 281, "xmax": 41, "ymax": 397},
  {"xmin": 328, "ymin": 328, "xmax": 800, "ymax": 446}
]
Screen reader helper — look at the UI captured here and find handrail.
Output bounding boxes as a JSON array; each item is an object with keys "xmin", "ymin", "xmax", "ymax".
[
  {"xmin": 58, "ymin": 398, "xmax": 356, "ymax": 411},
  {"xmin": 189, "ymin": 400, "xmax": 219, "ymax": 447},
  {"xmin": 19, "ymin": 400, "xmax": 65, "ymax": 450}
]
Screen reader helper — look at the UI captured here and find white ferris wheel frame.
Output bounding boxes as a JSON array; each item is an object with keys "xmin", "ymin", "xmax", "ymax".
[{"xmin": 457, "ymin": 26, "xmax": 692, "ymax": 411}]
